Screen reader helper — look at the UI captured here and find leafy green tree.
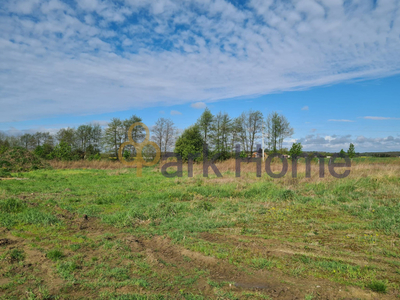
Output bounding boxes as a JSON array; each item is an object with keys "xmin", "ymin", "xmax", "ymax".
[
  {"xmin": 339, "ymin": 149, "xmax": 346, "ymax": 158},
  {"xmin": 34, "ymin": 144, "xmax": 53, "ymax": 159},
  {"xmin": 289, "ymin": 142, "xmax": 302, "ymax": 159},
  {"xmin": 49, "ymin": 142, "xmax": 73, "ymax": 161},
  {"xmin": 266, "ymin": 112, "xmax": 294, "ymax": 153},
  {"xmin": 347, "ymin": 143, "xmax": 356, "ymax": 159},
  {"xmin": 210, "ymin": 112, "xmax": 232, "ymax": 159},
  {"xmin": 103, "ymin": 118, "xmax": 124, "ymax": 157},
  {"xmin": 196, "ymin": 108, "xmax": 213, "ymax": 145},
  {"xmin": 174, "ymin": 126, "xmax": 204, "ymax": 162},
  {"xmin": 123, "ymin": 115, "xmax": 143, "ymax": 143},
  {"xmin": 56, "ymin": 128, "xmax": 76, "ymax": 148}
]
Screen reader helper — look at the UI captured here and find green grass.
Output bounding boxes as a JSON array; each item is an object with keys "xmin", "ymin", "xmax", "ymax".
[
  {"xmin": 46, "ymin": 249, "xmax": 65, "ymax": 261},
  {"xmin": 0, "ymin": 164, "xmax": 399, "ymax": 299},
  {"xmin": 368, "ymin": 280, "xmax": 388, "ymax": 293}
]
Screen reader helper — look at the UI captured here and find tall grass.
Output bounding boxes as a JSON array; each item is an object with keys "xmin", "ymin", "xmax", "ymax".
[{"xmin": 48, "ymin": 159, "xmax": 128, "ymax": 170}]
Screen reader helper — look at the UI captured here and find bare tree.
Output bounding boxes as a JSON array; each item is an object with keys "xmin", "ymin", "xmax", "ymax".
[
  {"xmin": 238, "ymin": 110, "xmax": 263, "ymax": 154},
  {"xmin": 20, "ymin": 134, "xmax": 35, "ymax": 150},
  {"xmin": 151, "ymin": 118, "xmax": 176, "ymax": 154}
]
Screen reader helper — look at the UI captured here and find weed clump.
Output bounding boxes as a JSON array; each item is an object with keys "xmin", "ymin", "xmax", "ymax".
[
  {"xmin": 1, "ymin": 249, "xmax": 26, "ymax": 263},
  {"xmin": 368, "ymin": 280, "xmax": 387, "ymax": 293},
  {"xmin": 47, "ymin": 250, "xmax": 65, "ymax": 261}
]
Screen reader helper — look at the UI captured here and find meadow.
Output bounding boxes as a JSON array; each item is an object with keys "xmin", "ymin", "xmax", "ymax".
[{"xmin": 1, "ymin": 158, "xmax": 400, "ymax": 299}]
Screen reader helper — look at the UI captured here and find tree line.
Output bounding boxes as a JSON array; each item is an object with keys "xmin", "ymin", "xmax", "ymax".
[
  {"xmin": 0, "ymin": 115, "xmax": 178, "ymax": 161},
  {"xmin": 0, "ymin": 109, "xmax": 360, "ymax": 162},
  {"xmin": 0, "ymin": 109, "xmax": 294, "ymax": 161},
  {"xmin": 175, "ymin": 109, "xmax": 294, "ymax": 161}
]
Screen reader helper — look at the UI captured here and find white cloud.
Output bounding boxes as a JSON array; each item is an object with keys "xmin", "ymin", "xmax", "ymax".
[
  {"xmin": 170, "ymin": 110, "xmax": 182, "ymax": 115},
  {"xmin": 363, "ymin": 116, "xmax": 400, "ymax": 120},
  {"xmin": 159, "ymin": 110, "xmax": 165, "ymax": 114},
  {"xmin": 1, "ymin": 0, "xmax": 400, "ymax": 122},
  {"xmin": 292, "ymin": 134, "xmax": 400, "ymax": 152},
  {"xmin": 301, "ymin": 106, "xmax": 309, "ymax": 111},
  {"xmin": 191, "ymin": 102, "xmax": 207, "ymax": 109}
]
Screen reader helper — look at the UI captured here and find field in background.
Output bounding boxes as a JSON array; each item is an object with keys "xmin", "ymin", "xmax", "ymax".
[{"xmin": 1, "ymin": 159, "xmax": 400, "ymax": 299}]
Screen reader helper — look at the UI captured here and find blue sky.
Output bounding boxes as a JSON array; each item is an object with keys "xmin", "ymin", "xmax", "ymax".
[{"xmin": 1, "ymin": 0, "xmax": 400, "ymax": 151}]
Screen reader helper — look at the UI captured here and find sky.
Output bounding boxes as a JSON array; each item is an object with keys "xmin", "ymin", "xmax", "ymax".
[{"xmin": 1, "ymin": 0, "xmax": 400, "ymax": 152}]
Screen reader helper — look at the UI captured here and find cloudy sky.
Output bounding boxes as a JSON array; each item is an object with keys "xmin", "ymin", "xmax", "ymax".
[{"xmin": 1, "ymin": 0, "xmax": 400, "ymax": 151}]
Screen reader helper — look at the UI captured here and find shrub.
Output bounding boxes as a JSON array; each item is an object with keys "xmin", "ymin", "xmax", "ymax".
[
  {"xmin": 0, "ymin": 147, "xmax": 48, "ymax": 174},
  {"xmin": 48, "ymin": 142, "xmax": 73, "ymax": 161},
  {"xmin": 34, "ymin": 144, "xmax": 53, "ymax": 159}
]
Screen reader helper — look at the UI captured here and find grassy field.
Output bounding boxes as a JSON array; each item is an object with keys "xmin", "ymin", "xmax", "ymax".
[{"xmin": 1, "ymin": 158, "xmax": 400, "ymax": 299}]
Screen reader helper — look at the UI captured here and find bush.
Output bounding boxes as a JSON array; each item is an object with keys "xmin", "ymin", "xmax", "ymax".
[
  {"xmin": 34, "ymin": 144, "xmax": 53, "ymax": 159},
  {"xmin": 0, "ymin": 147, "xmax": 48, "ymax": 174},
  {"xmin": 87, "ymin": 153, "xmax": 101, "ymax": 161}
]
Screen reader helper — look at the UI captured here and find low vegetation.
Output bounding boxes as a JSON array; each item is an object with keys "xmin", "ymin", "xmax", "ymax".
[
  {"xmin": 0, "ymin": 147, "xmax": 49, "ymax": 178},
  {"xmin": 0, "ymin": 158, "xmax": 399, "ymax": 299}
]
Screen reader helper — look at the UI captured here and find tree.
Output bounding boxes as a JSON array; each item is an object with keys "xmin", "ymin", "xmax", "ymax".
[
  {"xmin": 76, "ymin": 125, "xmax": 92, "ymax": 152},
  {"xmin": 20, "ymin": 134, "xmax": 35, "ymax": 150},
  {"xmin": 103, "ymin": 118, "xmax": 124, "ymax": 157},
  {"xmin": 151, "ymin": 118, "xmax": 176, "ymax": 155},
  {"xmin": 0, "ymin": 132, "xmax": 10, "ymax": 154},
  {"xmin": 197, "ymin": 108, "xmax": 213, "ymax": 145},
  {"xmin": 339, "ymin": 149, "xmax": 346, "ymax": 158},
  {"xmin": 238, "ymin": 110, "xmax": 263, "ymax": 154},
  {"xmin": 230, "ymin": 117, "xmax": 243, "ymax": 156},
  {"xmin": 174, "ymin": 126, "xmax": 204, "ymax": 162},
  {"xmin": 123, "ymin": 115, "xmax": 143, "ymax": 143},
  {"xmin": 289, "ymin": 142, "xmax": 302, "ymax": 159},
  {"xmin": 49, "ymin": 142, "xmax": 73, "ymax": 161},
  {"xmin": 210, "ymin": 112, "xmax": 232, "ymax": 159},
  {"xmin": 75, "ymin": 124, "xmax": 102, "ymax": 153},
  {"xmin": 347, "ymin": 143, "xmax": 355, "ymax": 160},
  {"xmin": 266, "ymin": 112, "xmax": 294, "ymax": 153},
  {"xmin": 34, "ymin": 144, "xmax": 53, "ymax": 159},
  {"xmin": 56, "ymin": 128, "xmax": 76, "ymax": 148}
]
